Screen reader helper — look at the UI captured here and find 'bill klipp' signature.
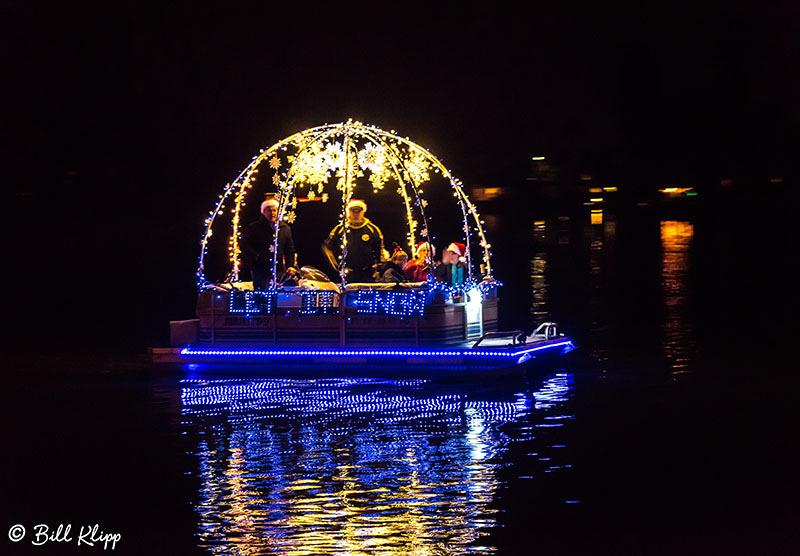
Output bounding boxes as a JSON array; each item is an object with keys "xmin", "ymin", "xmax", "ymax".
[{"xmin": 8, "ymin": 523, "xmax": 121, "ymax": 550}]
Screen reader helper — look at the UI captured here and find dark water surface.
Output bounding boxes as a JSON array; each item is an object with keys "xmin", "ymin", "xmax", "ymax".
[{"xmin": 2, "ymin": 190, "xmax": 797, "ymax": 555}]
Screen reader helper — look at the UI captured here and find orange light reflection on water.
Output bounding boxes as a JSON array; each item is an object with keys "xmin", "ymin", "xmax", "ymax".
[{"xmin": 660, "ymin": 221, "xmax": 696, "ymax": 374}]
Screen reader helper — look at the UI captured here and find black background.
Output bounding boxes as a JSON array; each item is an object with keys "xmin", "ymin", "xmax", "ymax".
[
  {"xmin": 3, "ymin": 2, "xmax": 798, "ymax": 352},
  {"xmin": 2, "ymin": 5, "xmax": 799, "ymax": 554}
]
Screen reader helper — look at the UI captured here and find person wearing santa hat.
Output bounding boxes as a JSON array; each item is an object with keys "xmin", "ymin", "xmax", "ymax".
[
  {"xmin": 404, "ymin": 241, "xmax": 435, "ymax": 282},
  {"xmin": 433, "ymin": 242, "xmax": 467, "ymax": 287},
  {"xmin": 241, "ymin": 196, "xmax": 297, "ymax": 289},
  {"xmin": 322, "ymin": 199, "xmax": 386, "ymax": 283}
]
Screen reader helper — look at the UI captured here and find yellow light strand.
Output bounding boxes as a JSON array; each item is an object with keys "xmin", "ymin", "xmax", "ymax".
[{"xmin": 197, "ymin": 122, "xmax": 494, "ymax": 286}]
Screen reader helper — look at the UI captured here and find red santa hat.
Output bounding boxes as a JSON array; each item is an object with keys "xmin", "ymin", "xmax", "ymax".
[
  {"xmin": 414, "ymin": 241, "xmax": 435, "ymax": 258},
  {"xmin": 346, "ymin": 199, "xmax": 367, "ymax": 211},
  {"xmin": 446, "ymin": 242, "xmax": 467, "ymax": 262},
  {"xmin": 260, "ymin": 197, "xmax": 279, "ymax": 211},
  {"xmin": 391, "ymin": 246, "xmax": 408, "ymax": 260}
]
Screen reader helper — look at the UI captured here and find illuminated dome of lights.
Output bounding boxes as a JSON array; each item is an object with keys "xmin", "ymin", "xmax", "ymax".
[{"xmin": 196, "ymin": 120, "xmax": 493, "ymax": 288}]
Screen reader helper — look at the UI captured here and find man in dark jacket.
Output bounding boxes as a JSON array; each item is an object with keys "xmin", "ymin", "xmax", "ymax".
[
  {"xmin": 322, "ymin": 199, "xmax": 385, "ymax": 283},
  {"xmin": 241, "ymin": 198, "xmax": 297, "ymax": 289}
]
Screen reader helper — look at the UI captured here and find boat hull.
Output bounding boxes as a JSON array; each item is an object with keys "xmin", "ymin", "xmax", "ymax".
[{"xmin": 151, "ymin": 337, "xmax": 576, "ymax": 381}]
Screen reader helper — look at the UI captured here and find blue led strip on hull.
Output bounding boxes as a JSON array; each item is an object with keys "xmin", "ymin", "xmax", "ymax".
[{"xmin": 180, "ymin": 340, "xmax": 575, "ymax": 362}]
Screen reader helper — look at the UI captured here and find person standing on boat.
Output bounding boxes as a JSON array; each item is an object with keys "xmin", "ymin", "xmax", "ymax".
[
  {"xmin": 241, "ymin": 197, "xmax": 297, "ymax": 290},
  {"xmin": 433, "ymin": 242, "xmax": 467, "ymax": 287},
  {"xmin": 322, "ymin": 199, "xmax": 385, "ymax": 283},
  {"xmin": 404, "ymin": 241, "xmax": 435, "ymax": 282}
]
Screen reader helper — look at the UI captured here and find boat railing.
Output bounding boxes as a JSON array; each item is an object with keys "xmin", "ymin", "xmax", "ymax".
[
  {"xmin": 471, "ymin": 330, "xmax": 526, "ymax": 349},
  {"xmin": 197, "ymin": 285, "xmax": 498, "ymax": 347},
  {"xmin": 530, "ymin": 322, "xmax": 560, "ymax": 341}
]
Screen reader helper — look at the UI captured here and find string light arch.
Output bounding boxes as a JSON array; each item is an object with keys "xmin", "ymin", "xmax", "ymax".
[{"xmin": 196, "ymin": 120, "xmax": 494, "ymax": 289}]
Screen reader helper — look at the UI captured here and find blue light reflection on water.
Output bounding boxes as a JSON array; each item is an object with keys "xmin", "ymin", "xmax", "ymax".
[{"xmin": 179, "ymin": 373, "xmax": 574, "ymax": 555}]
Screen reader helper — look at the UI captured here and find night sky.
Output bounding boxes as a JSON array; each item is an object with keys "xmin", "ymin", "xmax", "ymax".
[{"xmin": 3, "ymin": 3, "xmax": 798, "ymax": 350}]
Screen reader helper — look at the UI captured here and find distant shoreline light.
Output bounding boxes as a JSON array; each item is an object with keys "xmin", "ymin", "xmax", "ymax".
[{"xmin": 660, "ymin": 187, "xmax": 693, "ymax": 195}]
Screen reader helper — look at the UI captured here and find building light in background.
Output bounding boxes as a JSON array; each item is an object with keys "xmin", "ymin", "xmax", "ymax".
[
  {"xmin": 472, "ymin": 187, "xmax": 505, "ymax": 201},
  {"xmin": 659, "ymin": 187, "xmax": 693, "ymax": 195}
]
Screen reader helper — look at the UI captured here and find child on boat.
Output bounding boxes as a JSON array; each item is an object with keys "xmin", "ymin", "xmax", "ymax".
[{"xmin": 377, "ymin": 246, "xmax": 409, "ymax": 283}]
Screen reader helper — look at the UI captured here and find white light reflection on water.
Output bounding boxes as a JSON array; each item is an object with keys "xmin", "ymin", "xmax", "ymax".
[{"xmin": 180, "ymin": 374, "xmax": 574, "ymax": 555}]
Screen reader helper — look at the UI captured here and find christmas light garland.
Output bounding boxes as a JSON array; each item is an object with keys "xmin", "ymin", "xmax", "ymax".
[
  {"xmin": 427, "ymin": 278, "xmax": 504, "ymax": 299},
  {"xmin": 196, "ymin": 121, "xmax": 495, "ymax": 290}
]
